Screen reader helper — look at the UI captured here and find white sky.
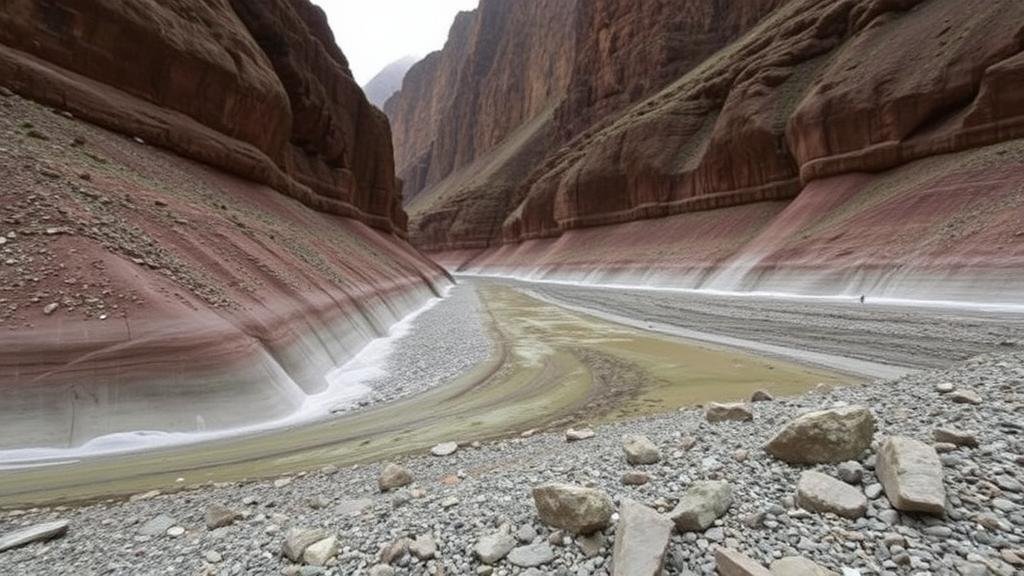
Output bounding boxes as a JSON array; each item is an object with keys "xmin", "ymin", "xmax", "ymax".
[{"xmin": 316, "ymin": 0, "xmax": 480, "ymax": 86}]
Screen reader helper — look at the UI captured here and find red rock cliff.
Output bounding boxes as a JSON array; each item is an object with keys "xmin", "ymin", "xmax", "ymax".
[{"xmin": 0, "ymin": 0, "xmax": 405, "ymax": 234}]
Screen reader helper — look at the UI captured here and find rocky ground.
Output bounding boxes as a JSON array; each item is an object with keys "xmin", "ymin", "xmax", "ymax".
[{"xmin": 1, "ymin": 350, "xmax": 1021, "ymax": 576}]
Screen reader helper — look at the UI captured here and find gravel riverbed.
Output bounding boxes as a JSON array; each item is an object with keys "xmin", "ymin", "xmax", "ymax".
[{"xmin": 1, "ymin": 350, "xmax": 1021, "ymax": 576}]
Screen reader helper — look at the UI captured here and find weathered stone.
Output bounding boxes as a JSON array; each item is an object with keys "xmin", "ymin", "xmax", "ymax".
[
  {"xmin": 795, "ymin": 471, "xmax": 868, "ymax": 519},
  {"xmin": 751, "ymin": 390, "xmax": 774, "ymax": 402},
  {"xmin": 948, "ymin": 389, "xmax": 982, "ymax": 404},
  {"xmin": 430, "ymin": 441, "xmax": 458, "ymax": 456},
  {"xmin": 766, "ymin": 406, "xmax": 876, "ymax": 464},
  {"xmin": 565, "ymin": 428, "xmax": 595, "ymax": 442},
  {"xmin": 705, "ymin": 402, "xmax": 754, "ymax": 423},
  {"xmin": 0, "ymin": 521, "xmax": 69, "ymax": 552},
  {"xmin": 622, "ymin": 471, "xmax": 650, "ymax": 486},
  {"xmin": 875, "ymin": 436, "xmax": 946, "ymax": 516},
  {"xmin": 836, "ymin": 461, "xmax": 864, "ymax": 484},
  {"xmin": 409, "ymin": 534, "xmax": 436, "ymax": 560},
  {"xmin": 669, "ymin": 480, "xmax": 733, "ymax": 532},
  {"xmin": 138, "ymin": 514, "xmax": 176, "ymax": 536},
  {"xmin": 507, "ymin": 542, "xmax": 555, "ymax": 568},
  {"xmin": 622, "ymin": 434, "xmax": 660, "ymax": 465},
  {"xmin": 532, "ymin": 483, "xmax": 614, "ymax": 535},
  {"xmin": 475, "ymin": 532, "xmax": 517, "ymax": 564},
  {"xmin": 380, "ymin": 538, "xmax": 410, "ymax": 565},
  {"xmin": 283, "ymin": 528, "xmax": 329, "ymax": 562},
  {"xmin": 612, "ymin": 499, "xmax": 673, "ymax": 576},
  {"xmin": 303, "ymin": 536, "xmax": 338, "ymax": 567},
  {"xmin": 715, "ymin": 547, "xmax": 772, "ymax": 576},
  {"xmin": 933, "ymin": 427, "xmax": 979, "ymax": 448},
  {"xmin": 770, "ymin": 556, "xmax": 839, "ymax": 576},
  {"xmin": 368, "ymin": 565, "xmax": 395, "ymax": 576},
  {"xmin": 205, "ymin": 503, "xmax": 241, "ymax": 530},
  {"xmin": 378, "ymin": 463, "xmax": 413, "ymax": 492}
]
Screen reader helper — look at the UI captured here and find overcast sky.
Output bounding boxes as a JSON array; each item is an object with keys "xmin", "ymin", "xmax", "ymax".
[{"xmin": 317, "ymin": 0, "xmax": 480, "ymax": 86}]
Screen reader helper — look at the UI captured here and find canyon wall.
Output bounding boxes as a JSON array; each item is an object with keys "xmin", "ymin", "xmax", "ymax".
[
  {"xmin": 399, "ymin": 0, "xmax": 1024, "ymax": 304},
  {"xmin": 0, "ymin": 0, "xmax": 449, "ymax": 451}
]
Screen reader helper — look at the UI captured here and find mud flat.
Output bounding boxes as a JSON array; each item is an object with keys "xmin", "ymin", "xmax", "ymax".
[{"xmin": 0, "ymin": 280, "xmax": 850, "ymax": 507}]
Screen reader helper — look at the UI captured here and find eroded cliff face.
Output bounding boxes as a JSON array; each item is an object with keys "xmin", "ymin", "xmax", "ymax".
[
  {"xmin": 0, "ymin": 1, "xmax": 448, "ymax": 449},
  {"xmin": 0, "ymin": 0, "xmax": 405, "ymax": 234},
  {"xmin": 400, "ymin": 0, "xmax": 1024, "ymax": 303}
]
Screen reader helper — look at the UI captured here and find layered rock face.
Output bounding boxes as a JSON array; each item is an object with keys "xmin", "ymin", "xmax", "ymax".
[
  {"xmin": 0, "ymin": 1, "xmax": 448, "ymax": 450},
  {"xmin": 402, "ymin": 0, "xmax": 1024, "ymax": 303},
  {"xmin": 0, "ymin": 0, "xmax": 405, "ymax": 234}
]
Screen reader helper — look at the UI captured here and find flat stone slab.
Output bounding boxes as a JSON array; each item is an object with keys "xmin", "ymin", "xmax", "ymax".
[
  {"xmin": 876, "ymin": 436, "xmax": 946, "ymax": 516},
  {"xmin": 796, "ymin": 471, "xmax": 868, "ymax": 519},
  {"xmin": 0, "ymin": 521, "xmax": 69, "ymax": 552},
  {"xmin": 612, "ymin": 499, "xmax": 673, "ymax": 576},
  {"xmin": 137, "ymin": 514, "xmax": 176, "ymax": 536},
  {"xmin": 508, "ymin": 542, "xmax": 555, "ymax": 567}
]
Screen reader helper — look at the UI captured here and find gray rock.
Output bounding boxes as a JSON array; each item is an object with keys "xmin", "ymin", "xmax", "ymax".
[
  {"xmin": 948, "ymin": 389, "xmax": 982, "ymax": 404},
  {"xmin": 612, "ymin": 499, "xmax": 673, "ymax": 576},
  {"xmin": 368, "ymin": 566, "xmax": 395, "ymax": 576},
  {"xmin": 533, "ymin": 483, "xmax": 614, "ymax": 535},
  {"xmin": 933, "ymin": 427, "xmax": 979, "ymax": 448},
  {"xmin": 622, "ymin": 471, "xmax": 650, "ymax": 486},
  {"xmin": 303, "ymin": 536, "xmax": 338, "ymax": 566},
  {"xmin": 430, "ymin": 442, "xmax": 459, "ymax": 456},
  {"xmin": 378, "ymin": 463, "xmax": 413, "ymax": 492},
  {"xmin": 836, "ymin": 461, "xmax": 864, "ymax": 484},
  {"xmin": 475, "ymin": 532, "xmax": 517, "ymax": 564},
  {"xmin": 705, "ymin": 402, "xmax": 754, "ymax": 423},
  {"xmin": 766, "ymin": 405, "xmax": 876, "ymax": 464},
  {"xmin": 796, "ymin": 471, "xmax": 868, "ymax": 519},
  {"xmin": 0, "ymin": 521, "xmax": 69, "ymax": 552},
  {"xmin": 409, "ymin": 534, "xmax": 436, "ymax": 560},
  {"xmin": 875, "ymin": 436, "xmax": 946, "ymax": 516},
  {"xmin": 137, "ymin": 514, "xmax": 176, "ymax": 537},
  {"xmin": 770, "ymin": 556, "xmax": 839, "ymax": 576},
  {"xmin": 715, "ymin": 547, "xmax": 772, "ymax": 576},
  {"xmin": 204, "ymin": 503, "xmax": 241, "ymax": 530},
  {"xmin": 565, "ymin": 428, "xmax": 595, "ymax": 442},
  {"xmin": 669, "ymin": 480, "xmax": 733, "ymax": 532},
  {"xmin": 751, "ymin": 390, "xmax": 775, "ymax": 402},
  {"xmin": 508, "ymin": 542, "xmax": 555, "ymax": 568},
  {"xmin": 283, "ymin": 528, "xmax": 329, "ymax": 562},
  {"xmin": 516, "ymin": 524, "xmax": 538, "ymax": 544},
  {"xmin": 622, "ymin": 434, "xmax": 661, "ymax": 465}
]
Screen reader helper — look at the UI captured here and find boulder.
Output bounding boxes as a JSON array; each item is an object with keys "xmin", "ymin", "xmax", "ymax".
[
  {"xmin": 205, "ymin": 503, "xmax": 241, "ymax": 530},
  {"xmin": 566, "ymin": 428, "xmax": 595, "ymax": 442},
  {"xmin": 622, "ymin": 434, "xmax": 661, "ymax": 465},
  {"xmin": 715, "ymin": 547, "xmax": 772, "ymax": 576},
  {"xmin": 795, "ymin": 471, "xmax": 868, "ymax": 519},
  {"xmin": 669, "ymin": 480, "xmax": 733, "ymax": 532},
  {"xmin": 0, "ymin": 521, "xmax": 69, "ymax": 552},
  {"xmin": 611, "ymin": 499, "xmax": 673, "ymax": 576},
  {"xmin": 765, "ymin": 406, "xmax": 876, "ymax": 464},
  {"xmin": 770, "ymin": 556, "xmax": 839, "ymax": 576},
  {"xmin": 532, "ymin": 483, "xmax": 614, "ymax": 535},
  {"xmin": 933, "ymin": 427, "xmax": 979, "ymax": 448},
  {"xmin": 875, "ymin": 436, "xmax": 946, "ymax": 516},
  {"xmin": 475, "ymin": 532, "xmax": 517, "ymax": 564},
  {"xmin": 705, "ymin": 402, "xmax": 754, "ymax": 423},
  {"xmin": 430, "ymin": 442, "xmax": 459, "ymax": 456},
  {"xmin": 303, "ymin": 536, "xmax": 338, "ymax": 566},
  {"xmin": 508, "ymin": 542, "xmax": 555, "ymax": 568},
  {"xmin": 378, "ymin": 463, "xmax": 413, "ymax": 492},
  {"xmin": 282, "ymin": 528, "xmax": 329, "ymax": 562}
]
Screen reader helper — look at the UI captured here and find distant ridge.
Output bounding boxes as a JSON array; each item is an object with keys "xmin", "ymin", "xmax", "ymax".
[{"xmin": 363, "ymin": 55, "xmax": 418, "ymax": 107}]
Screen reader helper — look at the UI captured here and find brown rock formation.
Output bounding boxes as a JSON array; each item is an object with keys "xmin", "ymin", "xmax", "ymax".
[{"xmin": 0, "ymin": 0, "xmax": 404, "ymax": 234}]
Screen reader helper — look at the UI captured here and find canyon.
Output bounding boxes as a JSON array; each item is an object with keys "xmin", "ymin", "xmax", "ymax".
[{"xmin": 388, "ymin": 0, "xmax": 1024, "ymax": 305}]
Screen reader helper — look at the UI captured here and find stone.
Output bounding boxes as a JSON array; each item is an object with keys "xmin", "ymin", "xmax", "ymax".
[
  {"xmin": 578, "ymin": 532, "xmax": 606, "ymax": 557},
  {"xmin": 935, "ymin": 382, "xmax": 955, "ymax": 393},
  {"xmin": 303, "ymin": 537, "xmax": 338, "ymax": 566},
  {"xmin": 751, "ymin": 390, "xmax": 774, "ymax": 402},
  {"xmin": 705, "ymin": 402, "xmax": 754, "ymax": 423},
  {"xmin": 770, "ymin": 556, "xmax": 839, "ymax": 576},
  {"xmin": 138, "ymin": 514, "xmax": 176, "ymax": 536},
  {"xmin": 715, "ymin": 547, "xmax": 772, "ymax": 576},
  {"xmin": 948, "ymin": 389, "xmax": 982, "ymax": 404},
  {"xmin": 166, "ymin": 526, "xmax": 185, "ymax": 537},
  {"xmin": 368, "ymin": 566, "xmax": 395, "ymax": 576},
  {"xmin": 0, "ymin": 521, "xmax": 69, "ymax": 552},
  {"xmin": 622, "ymin": 471, "xmax": 650, "ymax": 486},
  {"xmin": 669, "ymin": 480, "xmax": 733, "ymax": 532},
  {"xmin": 283, "ymin": 528, "xmax": 329, "ymax": 562},
  {"xmin": 933, "ymin": 427, "xmax": 979, "ymax": 448},
  {"xmin": 205, "ymin": 503, "xmax": 241, "ymax": 529},
  {"xmin": 836, "ymin": 461, "xmax": 864, "ymax": 484},
  {"xmin": 430, "ymin": 441, "xmax": 458, "ymax": 456},
  {"xmin": 766, "ymin": 406, "xmax": 876, "ymax": 464},
  {"xmin": 515, "ymin": 524, "xmax": 537, "ymax": 544},
  {"xmin": 409, "ymin": 534, "xmax": 436, "ymax": 560},
  {"xmin": 532, "ymin": 483, "xmax": 614, "ymax": 535},
  {"xmin": 795, "ymin": 471, "xmax": 868, "ymax": 519},
  {"xmin": 622, "ymin": 434, "xmax": 661, "ymax": 465},
  {"xmin": 378, "ymin": 463, "xmax": 413, "ymax": 492},
  {"xmin": 380, "ymin": 538, "xmax": 410, "ymax": 565},
  {"xmin": 611, "ymin": 499, "xmax": 673, "ymax": 576},
  {"xmin": 507, "ymin": 542, "xmax": 555, "ymax": 568},
  {"xmin": 204, "ymin": 550, "xmax": 223, "ymax": 563},
  {"xmin": 42, "ymin": 303, "xmax": 59, "ymax": 315},
  {"xmin": 565, "ymin": 428, "xmax": 595, "ymax": 442},
  {"xmin": 475, "ymin": 532, "xmax": 517, "ymax": 564},
  {"xmin": 875, "ymin": 436, "xmax": 946, "ymax": 516}
]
